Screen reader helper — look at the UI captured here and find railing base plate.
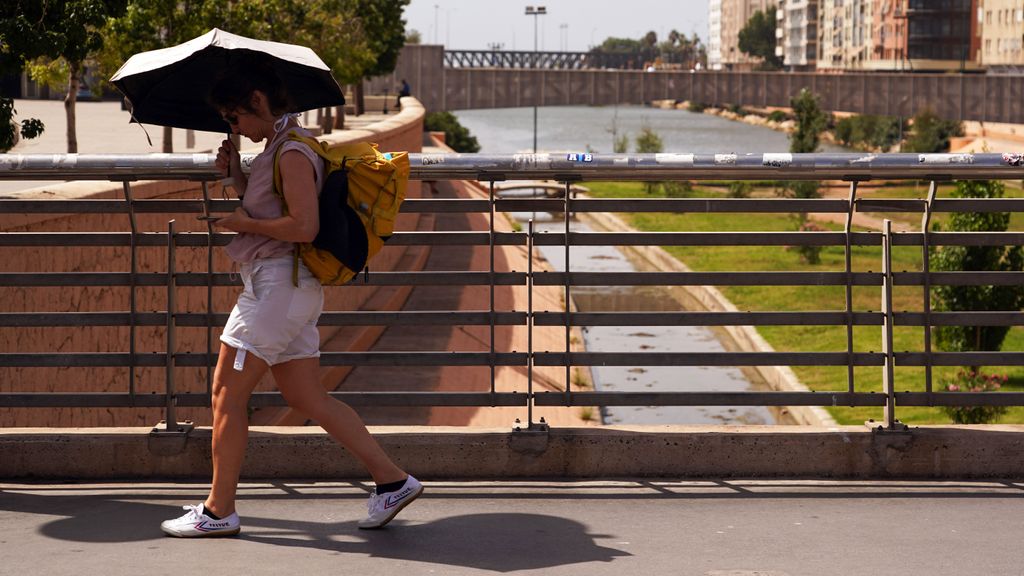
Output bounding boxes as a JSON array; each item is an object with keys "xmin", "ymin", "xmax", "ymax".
[
  {"xmin": 148, "ymin": 420, "xmax": 194, "ymax": 456},
  {"xmin": 865, "ymin": 419, "xmax": 911, "ymax": 434}
]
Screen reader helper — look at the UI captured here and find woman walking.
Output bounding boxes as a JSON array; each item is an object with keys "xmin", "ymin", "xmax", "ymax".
[{"xmin": 160, "ymin": 57, "xmax": 421, "ymax": 537}]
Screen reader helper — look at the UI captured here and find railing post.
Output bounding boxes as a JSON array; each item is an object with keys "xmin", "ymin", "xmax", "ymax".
[
  {"xmin": 921, "ymin": 182, "xmax": 937, "ymax": 397},
  {"xmin": 200, "ymin": 181, "xmax": 215, "ymax": 397},
  {"xmin": 564, "ymin": 181, "xmax": 572, "ymax": 402},
  {"xmin": 152, "ymin": 219, "xmax": 193, "ymax": 441},
  {"xmin": 527, "ymin": 218, "xmax": 535, "ymax": 428},
  {"xmin": 489, "ymin": 181, "xmax": 496, "ymax": 397},
  {"xmin": 121, "ymin": 182, "xmax": 137, "ymax": 404},
  {"xmin": 845, "ymin": 182, "xmax": 858, "ymax": 396},
  {"xmin": 879, "ymin": 219, "xmax": 905, "ymax": 431}
]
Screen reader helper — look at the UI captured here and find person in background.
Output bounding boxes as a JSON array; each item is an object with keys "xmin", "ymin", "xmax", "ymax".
[{"xmin": 396, "ymin": 78, "xmax": 411, "ymax": 108}]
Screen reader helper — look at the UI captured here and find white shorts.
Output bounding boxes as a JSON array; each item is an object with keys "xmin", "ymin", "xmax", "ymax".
[{"xmin": 220, "ymin": 256, "xmax": 324, "ymax": 366}]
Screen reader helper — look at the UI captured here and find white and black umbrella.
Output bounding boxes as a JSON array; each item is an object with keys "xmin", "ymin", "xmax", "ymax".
[{"xmin": 110, "ymin": 28, "xmax": 345, "ymax": 133}]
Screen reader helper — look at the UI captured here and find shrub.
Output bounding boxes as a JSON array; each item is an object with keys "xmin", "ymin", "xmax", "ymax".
[
  {"xmin": 663, "ymin": 180, "xmax": 694, "ymax": 197},
  {"xmin": 788, "ymin": 220, "xmax": 826, "ymax": 264},
  {"xmin": 687, "ymin": 101, "xmax": 708, "ymax": 113},
  {"xmin": 613, "ymin": 133, "xmax": 629, "ymax": 153},
  {"xmin": 904, "ymin": 108, "xmax": 964, "ymax": 153},
  {"xmin": 834, "ymin": 114, "xmax": 904, "ymax": 151},
  {"xmin": 932, "ymin": 180, "xmax": 1024, "ymax": 363},
  {"xmin": 635, "ymin": 125, "xmax": 664, "ymax": 195},
  {"xmin": 767, "ymin": 110, "xmax": 788, "ymax": 123},
  {"xmin": 424, "ymin": 111, "xmax": 481, "ymax": 153},
  {"xmin": 727, "ymin": 181, "xmax": 752, "ymax": 198},
  {"xmin": 942, "ymin": 370, "xmax": 1009, "ymax": 424},
  {"xmin": 789, "ymin": 88, "xmax": 828, "ymax": 154}
]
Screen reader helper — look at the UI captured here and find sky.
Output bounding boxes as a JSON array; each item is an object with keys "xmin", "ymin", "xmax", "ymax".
[{"xmin": 403, "ymin": 0, "xmax": 709, "ymax": 52}]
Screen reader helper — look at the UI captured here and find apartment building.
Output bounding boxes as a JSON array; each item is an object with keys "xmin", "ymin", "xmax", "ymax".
[
  {"xmin": 816, "ymin": 0, "xmax": 873, "ymax": 70},
  {"xmin": 710, "ymin": 0, "xmax": 724, "ymax": 69},
  {"xmin": 978, "ymin": 0, "xmax": 1024, "ymax": 71},
  {"xmin": 867, "ymin": 0, "xmax": 980, "ymax": 71},
  {"xmin": 716, "ymin": 0, "xmax": 776, "ymax": 70},
  {"xmin": 776, "ymin": 0, "xmax": 819, "ymax": 70}
]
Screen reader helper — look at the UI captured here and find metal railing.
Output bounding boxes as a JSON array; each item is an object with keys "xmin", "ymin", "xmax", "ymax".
[
  {"xmin": 1, "ymin": 152, "xmax": 1023, "ymax": 431},
  {"xmin": 443, "ymin": 50, "xmax": 643, "ymax": 70}
]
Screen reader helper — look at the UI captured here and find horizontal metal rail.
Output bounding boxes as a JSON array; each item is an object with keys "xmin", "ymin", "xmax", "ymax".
[
  {"xmin": 5, "ymin": 152, "xmax": 1024, "ymax": 182},
  {"xmin": 2, "ymin": 155, "xmax": 1024, "ymax": 428}
]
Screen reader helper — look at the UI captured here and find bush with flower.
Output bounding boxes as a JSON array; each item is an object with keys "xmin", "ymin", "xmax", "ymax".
[{"xmin": 942, "ymin": 370, "xmax": 1009, "ymax": 424}]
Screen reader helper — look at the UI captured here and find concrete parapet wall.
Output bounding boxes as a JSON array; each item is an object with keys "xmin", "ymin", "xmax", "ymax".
[
  {"xmin": 0, "ymin": 101, "xmax": 426, "ymax": 428},
  {"xmin": 3, "ymin": 426, "xmax": 1023, "ymax": 480}
]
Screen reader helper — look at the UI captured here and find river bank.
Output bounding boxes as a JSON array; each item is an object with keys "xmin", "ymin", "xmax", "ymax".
[{"xmin": 651, "ymin": 98, "xmax": 1024, "ymax": 155}]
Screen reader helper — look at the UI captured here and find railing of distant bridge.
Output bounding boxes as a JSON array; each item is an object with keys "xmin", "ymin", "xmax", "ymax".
[{"xmin": 1, "ymin": 151, "xmax": 1023, "ymax": 431}]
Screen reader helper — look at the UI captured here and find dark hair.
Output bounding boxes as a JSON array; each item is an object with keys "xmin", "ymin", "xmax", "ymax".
[{"xmin": 208, "ymin": 51, "xmax": 293, "ymax": 115}]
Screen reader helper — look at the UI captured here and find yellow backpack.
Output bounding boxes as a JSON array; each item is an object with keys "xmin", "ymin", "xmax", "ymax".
[{"xmin": 272, "ymin": 133, "xmax": 408, "ymax": 285}]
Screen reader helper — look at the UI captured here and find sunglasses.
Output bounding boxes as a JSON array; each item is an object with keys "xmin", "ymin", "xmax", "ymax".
[{"xmin": 222, "ymin": 113, "xmax": 239, "ymax": 125}]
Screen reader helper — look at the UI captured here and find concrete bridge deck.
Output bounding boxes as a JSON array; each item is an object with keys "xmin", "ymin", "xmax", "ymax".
[{"xmin": 3, "ymin": 479, "xmax": 1022, "ymax": 576}]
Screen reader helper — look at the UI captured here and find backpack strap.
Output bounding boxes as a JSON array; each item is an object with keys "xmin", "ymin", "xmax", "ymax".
[{"xmin": 271, "ymin": 131, "xmax": 325, "ymax": 286}]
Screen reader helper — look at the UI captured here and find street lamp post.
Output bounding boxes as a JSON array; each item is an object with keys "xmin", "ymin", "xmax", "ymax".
[{"xmin": 525, "ymin": 5, "xmax": 546, "ymax": 153}]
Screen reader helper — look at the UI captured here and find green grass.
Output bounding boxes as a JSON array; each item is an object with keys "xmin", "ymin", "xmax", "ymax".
[{"xmin": 583, "ymin": 181, "xmax": 1024, "ymax": 425}]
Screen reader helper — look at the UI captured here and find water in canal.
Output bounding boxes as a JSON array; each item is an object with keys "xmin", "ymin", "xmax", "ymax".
[{"xmin": 463, "ymin": 106, "xmax": 795, "ymax": 425}]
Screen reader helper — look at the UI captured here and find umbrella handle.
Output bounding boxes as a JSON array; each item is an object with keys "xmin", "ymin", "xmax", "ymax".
[{"xmin": 220, "ymin": 133, "xmax": 240, "ymax": 198}]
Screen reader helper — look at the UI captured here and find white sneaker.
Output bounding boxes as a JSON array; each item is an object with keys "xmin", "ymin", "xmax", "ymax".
[
  {"xmin": 358, "ymin": 475, "xmax": 424, "ymax": 529},
  {"xmin": 160, "ymin": 503, "xmax": 240, "ymax": 538}
]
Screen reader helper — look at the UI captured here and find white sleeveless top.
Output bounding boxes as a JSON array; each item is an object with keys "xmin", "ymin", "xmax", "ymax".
[{"xmin": 225, "ymin": 120, "xmax": 325, "ymax": 263}]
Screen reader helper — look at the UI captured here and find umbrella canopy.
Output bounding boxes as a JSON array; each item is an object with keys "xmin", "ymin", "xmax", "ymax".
[{"xmin": 110, "ymin": 28, "xmax": 345, "ymax": 133}]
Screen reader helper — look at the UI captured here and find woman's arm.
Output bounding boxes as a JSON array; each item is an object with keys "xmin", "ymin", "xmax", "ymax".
[
  {"xmin": 216, "ymin": 138, "xmax": 249, "ymax": 196},
  {"xmin": 215, "ymin": 150, "xmax": 319, "ymax": 242}
]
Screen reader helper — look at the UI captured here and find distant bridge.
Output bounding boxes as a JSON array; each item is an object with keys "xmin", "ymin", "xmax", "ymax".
[
  {"xmin": 369, "ymin": 45, "xmax": 1024, "ymax": 124},
  {"xmin": 444, "ymin": 49, "xmax": 643, "ymax": 70}
]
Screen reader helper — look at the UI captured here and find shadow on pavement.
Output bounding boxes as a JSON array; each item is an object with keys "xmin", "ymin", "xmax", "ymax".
[
  {"xmin": 0, "ymin": 490, "xmax": 630, "ymax": 572},
  {"xmin": 245, "ymin": 513, "xmax": 630, "ymax": 572}
]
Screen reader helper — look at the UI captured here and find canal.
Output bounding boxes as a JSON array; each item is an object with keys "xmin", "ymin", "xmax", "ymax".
[{"xmin": 460, "ymin": 105, "xmax": 813, "ymax": 425}]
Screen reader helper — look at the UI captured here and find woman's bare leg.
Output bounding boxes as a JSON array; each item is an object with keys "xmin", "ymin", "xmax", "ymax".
[
  {"xmin": 204, "ymin": 344, "xmax": 268, "ymax": 517},
  {"xmin": 273, "ymin": 357, "xmax": 406, "ymax": 484}
]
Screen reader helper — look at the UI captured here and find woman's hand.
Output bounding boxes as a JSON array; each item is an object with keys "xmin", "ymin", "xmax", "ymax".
[
  {"xmin": 213, "ymin": 207, "xmax": 252, "ymax": 233},
  {"xmin": 215, "ymin": 138, "xmax": 242, "ymax": 178}
]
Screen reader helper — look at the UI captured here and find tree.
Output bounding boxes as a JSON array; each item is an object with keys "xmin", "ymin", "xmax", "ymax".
[
  {"xmin": 96, "ymin": 0, "xmax": 218, "ymax": 151},
  {"xmin": 1, "ymin": 1, "xmax": 127, "ymax": 153},
  {"xmin": 903, "ymin": 108, "xmax": 964, "ymax": 153},
  {"xmin": 785, "ymin": 88, "xmax": 826, "ymax": 229},
  {"xmin": 424, "ymin": 111, "xmax": 479, "ymax": 153},
  {"xmin": 635, "ymin": 125, "xmax": 663, "ymax": 194},
  {"xmin": 351, "ymin": 0, "xmax": 411, "ymax": 116},
  {"xmin": 738, "ymin": 6, "xmax": 782, "ymax": 70},
  {"xmin": 789, "ymin": 88, "xmax": 827, "ymax": 154},
  {"xmin": 932, "ymin": 180, "xmax": 1024, "ymax": 367},
  {"xmin": 405, "ymin": 29, "xmax": 421, "ymax": 44}
]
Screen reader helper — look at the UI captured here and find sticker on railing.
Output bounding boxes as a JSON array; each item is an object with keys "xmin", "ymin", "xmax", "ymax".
[
  {"xmin": 714, "ymin": 154, "xmax": 737, "ymax": 165},
  {"xmin": 566, "ymin": 153, "xmax": 593, "ymax": 162},
  {"xmin": 1002, "ymin": 153, "xmax": 1024, "ymax": 167},
  {"xmin": 54, "ymin": 154, "xmax": 77, "ymax": 168},
  {"xmin": 420, "ymin": 154, "xmax": 446, "ymax": 165},
  {"xmin": 762, "ymin": 153, "xmax": 792, "ymax": 168},
  {"xmin": 918, "ymin": 153, "xmax": 974, "ymax": 165},
  {"xmin": 654, "ymin": 153, "xmax": 694, "ymax": 165},
  {"xmin": 851, "ymin": 154, "xmax": 877, "ymax": 164},
  {"xmin": 513, "ymin": 153, "xmax": 552, "ymax": 169}
]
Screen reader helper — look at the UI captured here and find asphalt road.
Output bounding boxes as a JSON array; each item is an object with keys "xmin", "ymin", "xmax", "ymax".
[{"xmin": 2, "ymin": 480, "xmax": 1023, "ymax": 576}]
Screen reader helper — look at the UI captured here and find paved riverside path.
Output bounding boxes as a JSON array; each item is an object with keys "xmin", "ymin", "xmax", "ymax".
[{"xmin": 3, "ymin": 480, "xmax": 1023, "ymax": 575}]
